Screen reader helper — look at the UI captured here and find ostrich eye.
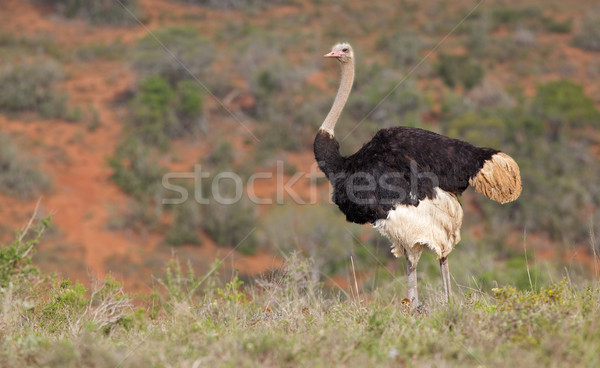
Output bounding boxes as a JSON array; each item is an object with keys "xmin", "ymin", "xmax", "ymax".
[{"xmin": 342, "ymin": 48, "xmax": 348, "ymax": 52}]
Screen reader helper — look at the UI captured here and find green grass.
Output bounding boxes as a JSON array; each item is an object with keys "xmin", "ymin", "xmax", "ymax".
[
  {"xmin": 1, "ymin": 218, "xmax": 599, "ymax": 367},
  {"xmin": 1, "ymin": 245, "xmax": 599, "ymax": 367}
]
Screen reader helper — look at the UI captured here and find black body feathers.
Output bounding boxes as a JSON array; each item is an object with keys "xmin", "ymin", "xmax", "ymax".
[{"xmin": 313, "ymin": 127, "xmax": 498, "ymax": 224}]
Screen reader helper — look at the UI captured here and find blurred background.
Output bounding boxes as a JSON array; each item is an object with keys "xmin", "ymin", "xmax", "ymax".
[{"xmin": 0, "ymin": 0, "xmax": 599, "ymax": 294}]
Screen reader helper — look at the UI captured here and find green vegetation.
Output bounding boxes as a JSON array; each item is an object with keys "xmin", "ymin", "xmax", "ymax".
[
  {"xmin": 201, "ymin": 198, "xmax": 258, "ymax": 254},
  {"xmin": 0, "ymin": 135, "xmax": 52, "ymax": 199},
  {"xmin": 3, "ymin": 3, "xmax": 600, "ymax": 365},
  {"xmin": 0, "ymin": 32, "xmax": 61, "ymax": 60},
  {"xmin": 1, "ymin": 225, "xmax": 599, "ymax": 367},
  {"xmin": 573, "ymin": 12, "xmax": 600, "ymax": 51},
  {"xmin": 170, "ymin": 0, "xmax": 289, "ymax": 9},
  {"xmin": 72, "ymin": 40, "xmax": 128, "ymax": 61},
  {"xmin": 132, "ymin": 26, "xmax": 214, "ymax": 85},
  {"xmin": 262, "ymin": 204, "xmax": 387, "ymax": 275},
  {"xmin": 126, "ymin": 75, "xmax": 204, "ymax": 149},
  {"xmin": 165, "ymin": 201, "xmax": 203, "ymax": 246},
  {"xmin": 532, "ymin": 80, "xmax": 600, "ymax": 130},
  {"xmin": 36, "ymin": 0, "xmax": 141, "ymax": 26},
  {"xmin": 0, "ymin": 60, "xmax": 68, "ymax": 118},
  {"xmin": 437, "ymin": 54, "xmax": 484, "ymax": 90}
]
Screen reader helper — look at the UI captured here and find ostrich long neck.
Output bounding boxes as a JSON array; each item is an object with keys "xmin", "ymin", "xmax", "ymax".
[{"xmin": 320, "ymin": 59, "xmax": 354, "ymax": 135}]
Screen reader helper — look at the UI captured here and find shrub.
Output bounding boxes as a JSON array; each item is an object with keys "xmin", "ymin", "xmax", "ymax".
[
  {"xmin": 0, "ymin": 134, "xmax": 52, "ymax": 199},
  {"xmin": 0, "ymin": 60, "xmax": 68, "ymax": 118},
  {"xmin": 0, "ymin": 215, "xmax": 49, "ymax": 285},
  {"xmin": 490, "ymin": 6, "xmax": 542, "ymax": 29},
  {"xmin": 108, "ymin": 138, "xmax": 166, "ymax": 199},
  {"xmin": 201, "ymin": 198, "xmax": 258, "ymax": 255},
  {"xmin": 0, "ymin": 32, "xmax": 61, "ymax": 59},
  {"xmin": 383, "ymin": 31, "xmax": 424, "ymax": 68},
  {"xmin": 531, "ymin": 80, "xmax": 600, "ymax": 131},
  {"xmin": 541, "ymin": 16, "xmax": 572, "ymax": 34},
  {"xmin": 437, "ymin": 54, "xmax": 484, "ymax": 89},
  {"xmin": 165, "ymin": 201, "xmax": 202, "ymax": 246},
  {"xmin": 127, "ymin": 75, "xmax": 204, "ymax": 149},
  {"xmin": 36, "ymin": 0, "xmax": 141, "ymax": 26},
  {"xmin": 132, "ymin": 26, "xmax": 214, "ymax": 84},
  {"xmin": 446, "ymin": 112, "xmax": 508, "ymax": 148},
  {"xmin": 205, "ymin": 141, "xmax": 234, "ymax": 168},
  {"xmin": 572, "ymin": 13, "xmax": 600, "ymax": 51}
]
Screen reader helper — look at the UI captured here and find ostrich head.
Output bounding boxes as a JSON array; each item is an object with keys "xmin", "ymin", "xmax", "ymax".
[{"xmin": 324, "ymin": 43, "xmax": 353, "ymax": 64}]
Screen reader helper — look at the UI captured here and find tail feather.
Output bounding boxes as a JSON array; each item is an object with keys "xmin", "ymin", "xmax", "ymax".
[{"xmin": 469, "ymin": 152, "xmax": 521, "ymax": 204}]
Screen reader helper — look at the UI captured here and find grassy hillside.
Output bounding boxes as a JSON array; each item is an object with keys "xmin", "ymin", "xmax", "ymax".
[{"xmin": 1, "ymin": 220, "xmax": 599, "ymax": 367}]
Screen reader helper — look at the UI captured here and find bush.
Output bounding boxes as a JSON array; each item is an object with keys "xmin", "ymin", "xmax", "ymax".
[
  {"xmin": 205, "ymin": 141, "xmax": 234, "ymax": 168},
  {"xmin": 108, "ymin": 139, "xmax": 166, "ymax": 200},
  {"xmin": 165, "ymin": 201, "xmax": 202, "ymax": 246},
  {"xmin": 446, "ymin": 112, "xmax": 508, "ymax": 148},
  {"xmin": 127, "ymin": 75, "xmax": 204, "ymax": 149},
  {"xmin": 0, "ymin": 134, "xmax": 52, "ymax": 199},
  {"xmin": 490, "ymin": 6, "xmax": 542, "ymax": 29},
  {"xmin": 0, "ymin": 60, "xmax": 68, "ymax": 118},
  {"xmin": 201, "ymin": 198, "xmax": 258, "ymax": 255},
  {"xmin": 0, "ymin": 215, "xmax": 49, "ymax": 285},
  {"xmin": 0, "ymin": 32, "xmax": 61, "ymax": 59},
  {"xmin": 437, "ymin": 54, "xmax": 484, "ymax": 90},
  {"xmin": 132, "ymin": 26, "xmax": 214, "ymax": 84},
  {"xmin": 380, "ymin": 31, "xmax": 424, "ymax": 68},
  {"xmin": 541, "ymin": 16, "xmax": 572, "ymax": 34},
  {"xmin": 36, "ymin": 0, "xmax": 141, "ymax": 26},
  {"xmin": 531, "ymin": 80, "xmax": 600, "ymax": 131},
  {"xmin": 572, "ymin": 13, "xmax": 600, "ymax": 51}
]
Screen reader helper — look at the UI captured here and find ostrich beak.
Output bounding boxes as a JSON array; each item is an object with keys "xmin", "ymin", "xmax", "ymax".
[{"xmin": 324, "ymin": 51, "xmax": 343, "ymax": 58}]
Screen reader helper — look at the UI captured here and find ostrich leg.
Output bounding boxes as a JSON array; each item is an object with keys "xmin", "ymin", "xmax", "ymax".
[
  {"xmin": 440, "ymin": 256, "xmax": 451, "ymax": 302},
  {"xmin": 405, "ymin": 254, "xmax": 419, "ymax": 308}
]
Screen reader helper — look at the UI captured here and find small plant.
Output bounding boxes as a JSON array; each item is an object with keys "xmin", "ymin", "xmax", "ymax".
[
  {"xmin": 437, "ymin": 54, "xmax": 484, "ymax": 89},
  {"xmin": 0, "ymin": 134, "xmax": 52, "ymax": 199},
  {"xmin": 165, "ymin": 201, "xmax": 203, "ymax": 246},
  {"xmin": 0, "ymin": 60, "xmax": 68, "ymax": 118},
  {"xmin": 540, "ymin": 16, "xmax": 572, "ymax": 34},
  {"xmin": 0, "ymin": 212, "xmax": 50, "ymax": 285},
  {"xmin": 572, "ymin": 12, "xmax": 600, "ymax": 51},
  {"xmin": 108, "ymin": 138, "xmax": 166, "ymax": 199}
]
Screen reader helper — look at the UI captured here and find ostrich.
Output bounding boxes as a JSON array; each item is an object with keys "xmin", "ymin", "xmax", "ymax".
[{"xmin": 314, "ymin": 43, "xmax": 521, "ymax": 308}]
